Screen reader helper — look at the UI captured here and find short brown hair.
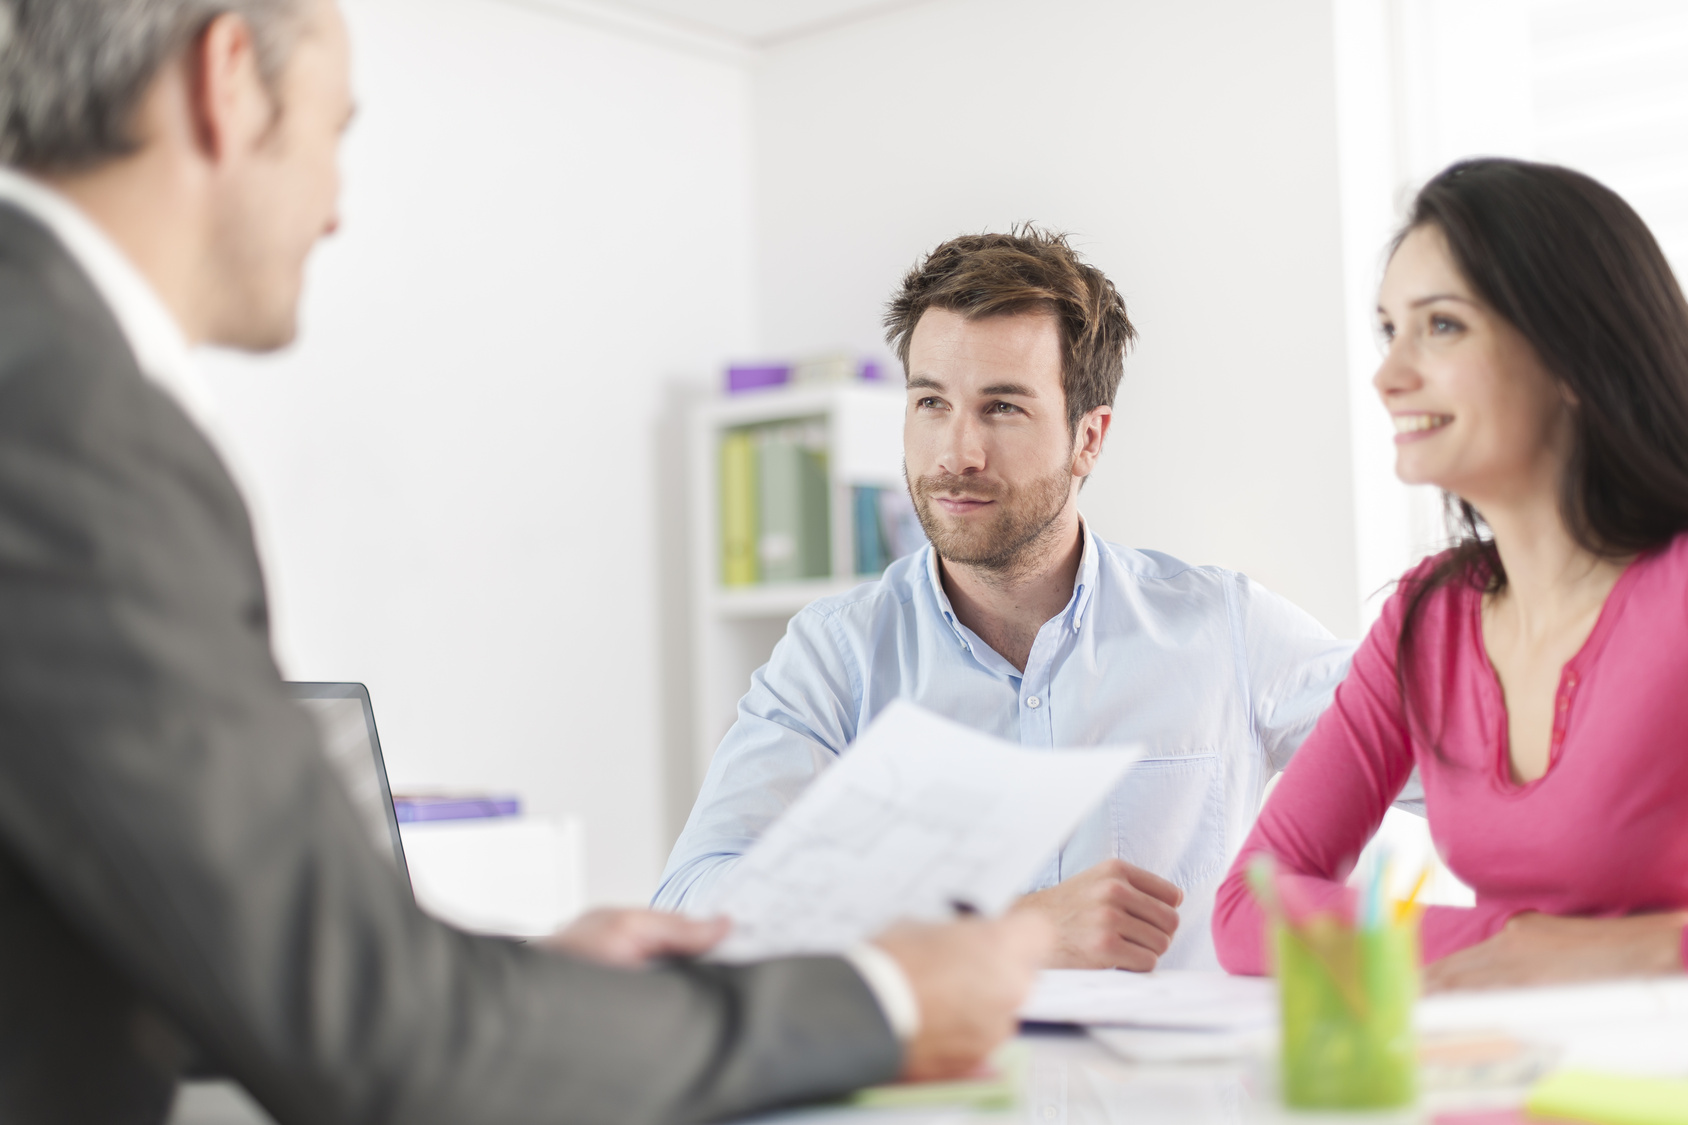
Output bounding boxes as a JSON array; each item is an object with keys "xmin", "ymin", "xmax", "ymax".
[{"xmin": 884, "ymin": 226, "xmax": 1136, "ymax": 433}]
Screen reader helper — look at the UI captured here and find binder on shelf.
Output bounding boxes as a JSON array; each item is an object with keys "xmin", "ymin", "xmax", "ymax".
[
  {"xmin": 757, "ymin": 423, "xmax": 830, "ymax": 582},
  {"xmin": 852, "ymin": 484, "xmax": 928, "ymax": 576},
  {"xmin": 854, "ymin": 486, "xmax": 888, "ymax": 576},
  {"xmin": 878, "ymin": 488, "xmax": 927, "ymax": 561},
  {"xmin": 720, "ymin": 429, "xmax": 759, "ymax": 586}
]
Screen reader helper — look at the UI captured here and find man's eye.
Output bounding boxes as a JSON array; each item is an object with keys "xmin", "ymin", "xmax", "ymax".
[
  {"xmin": 916, "ymin": 396, "xmax": 943, "ymax": 409},
  {"xmin": 989, "ymin": 402, "xmax": 1019, "ymax": 415}
]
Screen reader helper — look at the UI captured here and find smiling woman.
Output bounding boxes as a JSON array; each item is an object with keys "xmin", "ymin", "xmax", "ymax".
[
  {"xmin": 1212, "ymin": 158, "xmax": 1688, "ymax": 991},
  {"xmin": 1380, "ymin": 162, "xmax": 1688, "ymax": 765}
]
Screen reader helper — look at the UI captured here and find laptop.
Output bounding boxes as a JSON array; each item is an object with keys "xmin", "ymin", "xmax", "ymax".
[{"xmin": 287, "ymin": 681, "xmax": 410, "ymax": 885}]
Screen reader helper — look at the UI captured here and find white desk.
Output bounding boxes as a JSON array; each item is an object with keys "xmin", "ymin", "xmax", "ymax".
[
  {"xmin": 159, "ymin": 1028, "xmax": 1493, "ymax": 1125},
  {"xmin": 167, "ymin": 975, "xmax": 1688, "ymax": 1125},
  {"xmin": 749, "ymin": 1027, "xmax": 1429, "ymax": 1125}
]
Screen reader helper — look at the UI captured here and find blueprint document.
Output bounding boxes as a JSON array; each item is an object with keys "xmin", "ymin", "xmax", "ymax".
[{"xmin": 708, "ymin": 701, "xmax": 1143, "ymax": 961}]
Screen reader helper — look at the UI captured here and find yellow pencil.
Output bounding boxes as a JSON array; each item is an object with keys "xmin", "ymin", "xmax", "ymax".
[{"xmin": 1394, "ymin": 865, "xmax": 1431, "ymax": 924}]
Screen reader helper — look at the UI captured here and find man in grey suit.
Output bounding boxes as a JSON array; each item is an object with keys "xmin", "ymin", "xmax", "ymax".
[{"xmin": 0, "ymin": 1, "xmax": 1050, "ymax": 1122}]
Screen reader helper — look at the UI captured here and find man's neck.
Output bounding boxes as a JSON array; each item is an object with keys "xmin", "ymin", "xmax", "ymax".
[
  {"xmin": 938, "ymin": 508, "xmax": 1085, "ymax": 673},
  {"xmin": 38, "ymin": 152, "xmax": 208, "ymax": 345}
]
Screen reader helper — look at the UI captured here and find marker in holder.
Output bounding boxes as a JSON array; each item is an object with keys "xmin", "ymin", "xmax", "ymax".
[{"xmin": 1250, "ymin": 853, "xmax": 1424, "ymax": 1110}]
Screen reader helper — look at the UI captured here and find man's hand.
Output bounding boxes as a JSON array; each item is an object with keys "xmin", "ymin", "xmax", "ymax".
[
  {"xmin": 872, "ymin": 914, "xmax": 1052, "ymax": 1082},
  {"xmin": 539, "ymin": 908, "xmax": 729, "ymax": 968},
  {"xmin": 1424, "ymin": 911, "xmax": 1687, "ymax": 993},
  {"xmin": 1011, "ymin": 859, "xmax": 1183, "ymax": 970}
]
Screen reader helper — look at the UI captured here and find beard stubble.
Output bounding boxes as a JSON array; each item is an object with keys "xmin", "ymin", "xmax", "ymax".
[{"xmin": 910, "ymin": 465, "xmax": 1074, "ymax": 572}]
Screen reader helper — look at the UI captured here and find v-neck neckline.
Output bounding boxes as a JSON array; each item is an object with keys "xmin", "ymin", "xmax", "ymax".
[{"xmin": 1470, "ymin": 553, "xmax": 1644, "ymax": 795}]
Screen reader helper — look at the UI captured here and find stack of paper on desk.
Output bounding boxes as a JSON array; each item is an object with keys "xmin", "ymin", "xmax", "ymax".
[
  {"xmin": 1019, "ymin": 970, "xmax": 1277, "ymax": 1030},
  {"xmin": 707, "ymin": 701, "xmax": 1143, "ymax": 961},
  {"xmin": 1040, "ymin": 973, "xmax": 1688, "ymax": 1072},
  {"xmin": 1019, "ymin": 970, "xmax": 1279, "ymax": 1064}
]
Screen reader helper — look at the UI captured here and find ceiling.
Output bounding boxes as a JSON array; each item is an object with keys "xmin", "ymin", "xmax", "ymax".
[{"xmin": 582, "ymin": 0, "xmax": 934, "ymax": 46}]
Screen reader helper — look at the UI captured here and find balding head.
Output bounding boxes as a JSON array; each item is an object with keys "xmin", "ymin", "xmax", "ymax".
[
  {"xmin": 0, "ymin": 0, "xmax": 307, "ymax": 172},
  {"xmin": 0, "ymin": 0, "xmax": 352, "ymax": 353}
]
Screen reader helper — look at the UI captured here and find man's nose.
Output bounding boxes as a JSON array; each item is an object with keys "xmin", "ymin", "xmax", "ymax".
[{"xmin": 935, "ymin": 411, "xmax": 987, "ymax": 477}]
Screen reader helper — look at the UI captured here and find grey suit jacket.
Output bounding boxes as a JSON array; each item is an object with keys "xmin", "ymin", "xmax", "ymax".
[{"xmin": 0, "ymin": 202, "xmax": 900, "ymax": 1125}]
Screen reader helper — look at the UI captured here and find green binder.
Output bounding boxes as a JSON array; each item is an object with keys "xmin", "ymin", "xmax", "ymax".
[
  {"xmin": 757, "ymin": 423, "xmax": 829, "ymax": 583},
  {"xmin": 719, "ymin": 430, "xmax": 758, "ymax": 586}
]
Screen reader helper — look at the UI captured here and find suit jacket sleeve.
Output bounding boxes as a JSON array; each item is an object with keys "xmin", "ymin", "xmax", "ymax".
[{"xmin": 0, "ymin": 214, "xmax": 899, "ymax": 1125}]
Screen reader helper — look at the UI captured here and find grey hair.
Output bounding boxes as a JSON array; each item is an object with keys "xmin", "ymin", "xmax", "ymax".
[{"xmin": 0, "ymin": 0, "xmax": 306, "ymax": 172}]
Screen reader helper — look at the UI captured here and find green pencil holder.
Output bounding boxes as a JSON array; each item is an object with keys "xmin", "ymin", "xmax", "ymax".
[{"xmin": 1275, "ymin": 918, "xmax": 1419, "ymax": 1109}]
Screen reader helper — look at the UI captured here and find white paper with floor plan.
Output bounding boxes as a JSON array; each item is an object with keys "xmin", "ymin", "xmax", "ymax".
[{"xmin": 707, "ymin": 700, "xmax": 1143, "ymax": 961}]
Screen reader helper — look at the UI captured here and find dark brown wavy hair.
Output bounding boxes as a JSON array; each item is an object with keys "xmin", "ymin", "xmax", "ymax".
[
  {"xmin": 883, "ymin": 225, "xmax": 1136, "ymax": 435},
  {"xmin": 1392, "ymin": 159, "xmax": 1688, "ymax": 744}
]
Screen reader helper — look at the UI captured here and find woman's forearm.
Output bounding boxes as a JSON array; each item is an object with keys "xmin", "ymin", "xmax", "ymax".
[{"xmin": 1423, "ymin": 911, "xmax": 1688, "ymax": 992}]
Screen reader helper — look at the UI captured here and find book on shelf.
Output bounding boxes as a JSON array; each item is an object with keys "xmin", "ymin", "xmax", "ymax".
[
  {"xmin": 719, "ymin": 419, "xmax": 830, "ymax": 587},
  {"xmin": 719, "ymin": 430, "xmax": 759, "ymax": 586},
  {"xmin": 852, "ymin": 485, "xmax": 927, "ymax": 576},
  {"xmin": 853, "ymin": 487, "xmax": 885, "ymax": 577}
]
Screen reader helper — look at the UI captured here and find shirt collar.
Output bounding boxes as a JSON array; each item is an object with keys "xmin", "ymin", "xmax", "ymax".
[
  {"xmin": 0, "ymin": 166, "xmax": 219, "ymax": 438},
  {"xmin": 923, "ymin": 514, "xmax": 1103, "ymax": 647},
  {"xmin": 1070, "ymin": 517, "xmax": 1100, "ymax": 633},
  {"xmin": 924, "ymin": 542, "xmax": 968, "ymax": 649}
]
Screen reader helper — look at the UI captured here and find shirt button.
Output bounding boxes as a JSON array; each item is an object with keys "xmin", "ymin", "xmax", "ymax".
[{"xmin": 1026, "ymin": 696, "xmax": 1041, "ymax": 709}]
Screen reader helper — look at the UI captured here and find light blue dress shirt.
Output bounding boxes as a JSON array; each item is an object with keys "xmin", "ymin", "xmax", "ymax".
[{"xmin": 656, "ymin": 522, "xmax": 1357, "ymax": 968}]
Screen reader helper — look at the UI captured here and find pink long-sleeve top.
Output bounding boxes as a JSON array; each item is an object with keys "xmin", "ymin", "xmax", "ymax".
[{"xmin": 1213, "ymin": 535, "xmax": 1688, "ymax": 975}]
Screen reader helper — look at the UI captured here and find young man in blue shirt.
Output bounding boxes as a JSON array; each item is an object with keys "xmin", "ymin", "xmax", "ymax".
[{"xmin": 657, "ymin": 229, "xmax": 1356, "ymax": 970}]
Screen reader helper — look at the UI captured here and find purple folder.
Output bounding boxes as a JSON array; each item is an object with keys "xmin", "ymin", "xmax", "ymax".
[{"xmin": 393, "ymin": 794, "xmax": 521, "ymax": 823}]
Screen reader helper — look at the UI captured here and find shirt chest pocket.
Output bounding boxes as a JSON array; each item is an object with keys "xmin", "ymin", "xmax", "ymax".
[{"xmin": 1107, "ymin": 754, "xmax": 1227, "ymax": 889}]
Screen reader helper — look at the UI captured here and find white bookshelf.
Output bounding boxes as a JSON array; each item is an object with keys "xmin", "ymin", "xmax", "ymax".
[{"xmin": 687, "ymin": 383, "xmax": 907, "ymax": 782}]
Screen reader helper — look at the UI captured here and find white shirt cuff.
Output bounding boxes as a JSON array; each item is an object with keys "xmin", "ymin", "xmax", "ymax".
[{"xmin": 843, "ymin": 943, "xmax": 921, "ymax": 1041}]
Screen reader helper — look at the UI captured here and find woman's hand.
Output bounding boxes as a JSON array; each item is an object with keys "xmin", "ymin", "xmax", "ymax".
[{"xmin": 1424, "ymin": 911, "xmax": 1687, "ymax": 993}]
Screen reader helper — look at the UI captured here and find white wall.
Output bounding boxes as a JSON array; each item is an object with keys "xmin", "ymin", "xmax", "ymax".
[
  {"xmin": 199, "ymin": 0, "xmax": 754, "ymax": 905},
  {"xmin": 752, "ymin": 0, "xmax": 1362, "ymax": 638},
  {"xmin": 200, "ymin": 0, "xmax": 1376, "ymax": 906}
]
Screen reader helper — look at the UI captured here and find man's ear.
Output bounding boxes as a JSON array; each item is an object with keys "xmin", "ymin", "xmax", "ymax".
[
  {"xmin": 186, "ymin": 13, "xmax": 276, "ymax": 162},
  {"xmin": 1071, "ymin": 406, "xmax": 1112, "ymax": 477}
]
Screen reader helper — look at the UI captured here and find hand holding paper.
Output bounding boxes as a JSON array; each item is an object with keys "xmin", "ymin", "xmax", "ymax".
[
  {"xmin": 704, "ymin": 701, "xmax": 1145, "ymax": 961},
  {"xmin": 875, "ymin": 914, "xmax": 1053, "ymax": 1081}
]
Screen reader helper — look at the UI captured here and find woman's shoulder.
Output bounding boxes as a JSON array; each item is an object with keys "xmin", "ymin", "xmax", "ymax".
[
  {"xmin": 1624, "ymin": 530, "xmax": 1688, "ymax": 605},
  {"xmin": 1648, "ymin": 529, "xmax": 1688, "ymax": 570}
]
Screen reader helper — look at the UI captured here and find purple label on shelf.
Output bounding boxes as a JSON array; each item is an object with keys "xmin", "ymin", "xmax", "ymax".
[
  {"xmin": 726, "ymin": 364, "xmax": 791, "ymax": 393},
  {"xmin": 393, "ymin": 795, "xmax": 521, "ymax": 823}
]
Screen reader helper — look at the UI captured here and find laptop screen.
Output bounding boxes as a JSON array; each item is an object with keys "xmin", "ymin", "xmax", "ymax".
[{"xmin": 287, "ymin": 682, "xmax": 410, "ymax": 880}]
